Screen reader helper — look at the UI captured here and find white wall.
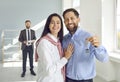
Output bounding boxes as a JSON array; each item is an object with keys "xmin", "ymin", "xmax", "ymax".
[
  {"xmin": 80, "ymin": 0, "xmax": 102, "ymax": 40},
  {"xmin": 0, "ymin": 0, "xmax": 62, "ymax": 30},
  {"xmin": 102, "ymin": 0, "xmax": 115, "ymax": 51},
  {"xmin": 62, "ymin": 0, "xmax": 72, "ymax": 10}
]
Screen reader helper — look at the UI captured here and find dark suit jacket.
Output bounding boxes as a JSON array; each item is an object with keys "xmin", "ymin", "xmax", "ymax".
[{"xmin": 18, "ymin": 29, "xmax": 36, "ymax": 50}]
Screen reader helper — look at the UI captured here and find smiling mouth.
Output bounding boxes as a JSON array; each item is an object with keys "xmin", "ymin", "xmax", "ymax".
[
  {"xmin": 53, "ymin": 27, "xmax": 58, "ymax": 30},
  {"xmin": 68, "ymin": 24, "xmax": 74, "ymax": 27},
  {"xmin": 69, "ymin": 24, "xmax": 73, "ymax": 26}
]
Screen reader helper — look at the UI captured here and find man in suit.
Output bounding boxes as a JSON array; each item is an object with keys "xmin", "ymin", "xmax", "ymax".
[{"xmin": 18, "ymin": 20, "xmax": 36, "ymax": 77}]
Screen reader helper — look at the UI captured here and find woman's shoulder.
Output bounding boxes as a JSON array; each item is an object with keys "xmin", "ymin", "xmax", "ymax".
[
  {"xmin": 37, "ymin": 38, "xmax": 53, "ymax": 52},
  {"xmin": 39, "ymin": 38, "xmax": 50, "ymax": 45}
]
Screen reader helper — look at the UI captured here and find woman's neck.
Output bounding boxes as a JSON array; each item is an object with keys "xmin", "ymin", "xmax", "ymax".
[{"xmin": 51, "ymin": 33, "xmax": 58, "ymax": 38}]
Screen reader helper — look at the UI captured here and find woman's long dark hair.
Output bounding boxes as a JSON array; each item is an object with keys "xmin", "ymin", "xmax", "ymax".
[{"xmin": 40, "ymin": 13, "xmax": 63, "ymax": 43}]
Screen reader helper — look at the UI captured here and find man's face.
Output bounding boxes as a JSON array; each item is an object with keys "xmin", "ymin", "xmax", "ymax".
[
  {"xmin": 64, "ymin": 11, "xmax": 80, "ymax": 34},
  {"xmin": 25, "ymin": 22, "xmax": 31, "ymax": 29}
]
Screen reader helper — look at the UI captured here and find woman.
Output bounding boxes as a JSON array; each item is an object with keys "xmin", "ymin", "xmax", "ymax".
[{"xmin": 36, "ymin": 13, "xmax": 74, "ymax": 82}]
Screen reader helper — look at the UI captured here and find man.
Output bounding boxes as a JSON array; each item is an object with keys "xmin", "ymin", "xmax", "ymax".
[
  {"xmin": 18, "ymin": 20, "xmax": 36, "ymax": 77},
  {"xmin": 62, "ymin": 8, "xmax": 108, "ymax": 82}
]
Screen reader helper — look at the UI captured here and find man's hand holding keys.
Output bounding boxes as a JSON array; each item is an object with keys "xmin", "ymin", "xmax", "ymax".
[{"xmin": 86, "ymin": 36, "xmax": 100, "ymax": 47}]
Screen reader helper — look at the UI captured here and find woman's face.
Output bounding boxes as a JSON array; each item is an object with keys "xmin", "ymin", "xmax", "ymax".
[{"xmin": 49, "ymin": 16, "xmax": 61, "ymax": 36}]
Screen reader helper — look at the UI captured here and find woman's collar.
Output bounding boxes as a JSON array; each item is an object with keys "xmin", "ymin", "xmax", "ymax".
[{"xmin": 47, "ymin": 33, "xmax": 58, "ymax": 42}]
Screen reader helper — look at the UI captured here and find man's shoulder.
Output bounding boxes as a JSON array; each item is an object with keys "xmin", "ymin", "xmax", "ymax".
[
  {"xmin": 31, "ymin": 29, "xmax": 35, "ymax": 32},
  {"xmin": 63, "ymin": 33, "xmax": 69, "ymax": 38},
  {"xmin": 63, "ymin": 34, "xmax": 70, "ymax": 42},
  {"xmin": 78, "ymin": 28, "xmax": 91, "ymax": 37},
  {"xmin": 21, "ymin": 29, "xmax": 26, "ymax": 32}
]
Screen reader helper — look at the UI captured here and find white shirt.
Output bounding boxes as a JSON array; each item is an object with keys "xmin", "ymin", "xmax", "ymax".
[
  {"xmin": 37, "ymin": 33, "xmax": 67, "ymax": 82},
  {"xmin": 26, "ymin": 29, "xmax": 31, "ymax": 45}
]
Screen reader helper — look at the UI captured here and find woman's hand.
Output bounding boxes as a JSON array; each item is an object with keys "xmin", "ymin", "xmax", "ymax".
[{"xmin": 64, "ymin": 43, "xmax": 74, "ymax": 60}]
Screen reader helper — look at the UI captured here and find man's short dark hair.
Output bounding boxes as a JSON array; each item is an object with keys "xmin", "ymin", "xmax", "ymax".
[
  {"xmin": 25, "ymin": 20, "xmax": 31, "ymax": 23},
  {"xmin": 63, "ymin": 8, "xmax": 79, "ymax": 18}
]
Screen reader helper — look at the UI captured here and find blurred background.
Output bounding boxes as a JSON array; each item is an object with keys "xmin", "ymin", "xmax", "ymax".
[{"xmin": 0, "ymin": 0, "xmax": 120, "ymax": 82}]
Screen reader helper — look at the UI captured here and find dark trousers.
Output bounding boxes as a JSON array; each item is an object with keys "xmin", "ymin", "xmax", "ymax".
[
  {"xmin": 22, "ymin": 45, "xmax": 34, "ymax": 73},
  {"xmin": 66, "ymin": 77, "xmax": 93, "ymax": 82}
]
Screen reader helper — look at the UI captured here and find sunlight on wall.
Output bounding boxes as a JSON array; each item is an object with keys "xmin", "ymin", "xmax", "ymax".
[{"xmin": 32, "ymin": 19, "xmax": 46, "ymax": 30}]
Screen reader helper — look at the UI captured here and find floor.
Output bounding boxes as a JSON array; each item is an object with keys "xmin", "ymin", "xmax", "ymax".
[{"xmin": 0, "ymin": 62, "xmax": 117, "ymax": 82}]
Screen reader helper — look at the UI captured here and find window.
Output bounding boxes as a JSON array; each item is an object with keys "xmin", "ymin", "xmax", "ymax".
[
  {"xmin": 116, "ymin": 0, "xmax": 120, "ymax": 49},
  {"xmin": 72, "ymin": 0, "xmax": 80, "ymax": 13}
]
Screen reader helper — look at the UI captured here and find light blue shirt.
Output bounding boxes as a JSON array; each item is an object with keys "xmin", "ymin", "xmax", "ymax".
[{"xmin": 62, "ymin": 27, "xmax": 108, "ymax": 80}]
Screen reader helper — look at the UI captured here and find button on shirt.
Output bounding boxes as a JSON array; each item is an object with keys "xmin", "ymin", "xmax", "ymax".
[{"xmin": 62, "ymin": 27, "xmax": 108, "ymax": 80}]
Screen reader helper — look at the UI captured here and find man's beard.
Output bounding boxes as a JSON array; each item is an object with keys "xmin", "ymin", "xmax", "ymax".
[
  {"xmin": 67, "ymin": 24, "xmax": 78, "ymax": 34},
  {"xmin": 26, "ymin": 26, "xmax": 30, "ymax": 29}
]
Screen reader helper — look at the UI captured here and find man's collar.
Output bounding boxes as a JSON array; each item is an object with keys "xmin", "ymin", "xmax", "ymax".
[{"xmin": 68, "ymin": 27, "xmax": 81, "ymax": 37}]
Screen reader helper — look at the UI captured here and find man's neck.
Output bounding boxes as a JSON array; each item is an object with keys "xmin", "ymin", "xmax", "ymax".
[{"xmin": 26, "ymin": 28, "xmax": 30, "ymax": 30}]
